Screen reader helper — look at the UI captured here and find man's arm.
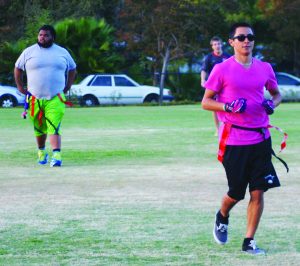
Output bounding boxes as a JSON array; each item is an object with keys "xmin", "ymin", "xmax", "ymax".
[
  {"xmin": 201, "ymin": 88, "xmax": 225, "ymax": 111},
  {"xmin": 200, "ymin": 70, "xmax": 207, "ymax": 88},
  {"xmin": 262, "ymin": 88, "xmax": 281, "ymax": 115},
  {"xmin": 63, "ymin": 69, "xmax": 77, "ymax": 94},
  {"xmin": 14, "ymin": 67, "xmax": 27, "ymax": 95},
  {"xmin": 269, "ymin": 87, "xmax": 282, "ymax": 107}
]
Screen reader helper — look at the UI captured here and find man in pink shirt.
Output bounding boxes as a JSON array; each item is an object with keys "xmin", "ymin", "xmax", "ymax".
[{"xmin": 202, "ymin": 22, "xmax": 282, "ymax": 255}]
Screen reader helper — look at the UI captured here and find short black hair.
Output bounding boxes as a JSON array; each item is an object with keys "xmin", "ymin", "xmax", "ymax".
[
  {"xmin": 210, "ymin": 36, "xmax": 222, "ymax": 45},
  {"xmin": 38, "ymin": 25, "xmax": 56, "ymax": 40},
  {"xmin": 229, "ymin": 22, "xmax": 254, "ymax": 39}
]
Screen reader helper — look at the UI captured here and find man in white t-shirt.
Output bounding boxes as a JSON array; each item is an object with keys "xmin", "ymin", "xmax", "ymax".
[{"xmin": 14, "ymin": 25, "xmax": 76, "ymax": 167}]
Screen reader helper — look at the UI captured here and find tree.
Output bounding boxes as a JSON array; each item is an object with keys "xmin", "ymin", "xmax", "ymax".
[
  {"xmin": 0, "ymin": 41, "xmax": 28, "ymax": 84},
  {"xmin": 52, "ymin": 0, "xmax": 121, "ymax": 26},
  {"xmin": 23, "ymin": 1, "xmax": 53, "ymax": 43},
  {"xmin": 0, "ymin": 17, "xmax": 123, "ymax": 84},
  {"xmin": 0, "ymin": 0, "xmax": 26, "ymax": 41},
  {"xmin": 55, "ymin": 17, "xmax": 123, "ymax": 74},
  {"xmin": 118, "ymin": 0, "xmax": 204, "ymax": 104},
  {"xmin": 257, "ymin": 0, "xmax": 300, "ymax": 74},
  {"xmin": 0, "ymin": 0, "xmax": 121, "ymax": 42}
]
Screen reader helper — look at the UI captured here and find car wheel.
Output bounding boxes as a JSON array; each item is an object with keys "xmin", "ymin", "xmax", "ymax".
[
  {"xmin": 81, "ymin": 95, "xmax": 99, "ymax": 107},
  {"xmin": 144, "ymin": 94, "xmax": 159, "ymax": 103},
  {"xmin": 0, "ymin": 95, "xmax": 17, "ymax": 108}
]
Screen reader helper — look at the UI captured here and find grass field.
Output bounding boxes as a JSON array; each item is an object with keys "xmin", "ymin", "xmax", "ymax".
[{"xmin": 0, "ymin": 104, "xmax": 299, "ymax": 265}]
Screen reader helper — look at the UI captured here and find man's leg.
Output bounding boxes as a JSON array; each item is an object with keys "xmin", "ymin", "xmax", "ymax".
[
  {"xmin": 45, "ymin": 95, "xmax": 65, "ymax": 167},
  {"xmin": 30, "ymin": 98, "xmax": 48, "ymax": 164},
  {"xmin": 36, "ymin": 134, "xmax": 47, "ymax": 149},
  {"xmin": 242, "ymin": 189, "xmax": 266, "ymax": 254},
  {"xmin": 220, "ymin": 194, "xmax": 239, "ymax": 217},
  {"xmin": 214, "ymin": 194, "xmax": 239, "ymax": 245},
  {"xmin": 36, "ymin": 134, "xmax": 48, "ymax": 165},
  {"xmin": 49, "ymin": 134, "xmax": 62, "ymax": 167},
  {"xmin": 49, "ymin": 134, "xmax": 61, "ymax": 150},
  {"xmin": 246, "ymin": 190, "xmax": 264, "ymax": 238}
]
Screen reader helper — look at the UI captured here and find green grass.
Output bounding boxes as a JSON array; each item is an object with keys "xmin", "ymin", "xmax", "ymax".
[{"xmin": 0, "ymin": 104, "xmax": 299, "ymax": 265}]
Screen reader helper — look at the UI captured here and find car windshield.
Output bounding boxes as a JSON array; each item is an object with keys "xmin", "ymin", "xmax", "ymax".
[{"xmin": 276, "ymin": 74, "xmax": 299, "ymax": 85}]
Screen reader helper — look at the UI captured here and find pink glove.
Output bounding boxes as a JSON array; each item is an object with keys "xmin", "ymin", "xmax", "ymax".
[
  {"xmin": 224, "ymin": 98, "xmax": 247, "ymax": 113},
  {"xmin": 262, "ymin": 99, "xmax": 275, "ymax": 115}
]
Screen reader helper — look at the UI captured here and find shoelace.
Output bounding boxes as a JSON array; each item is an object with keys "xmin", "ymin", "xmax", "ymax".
[
  {"xmin": 217, "ymin": 223, "xmax": 228, "ymax": 233},
  {"xmin": 249, "ymin": 240, "xmax": 257, "ymax": 250}
]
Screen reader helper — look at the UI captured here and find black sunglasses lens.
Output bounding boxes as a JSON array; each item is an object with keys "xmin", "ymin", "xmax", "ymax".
[
  {"xmin": 235, "ymin": 34, "xmax": 255, "ymax": 42},
  {"xmin": 237, "ymin": 35, "xmax": 246, "ymax": 41},
  {"xmin": 247, "ymin": 34, "xmax": 255, "ymax": 41}
]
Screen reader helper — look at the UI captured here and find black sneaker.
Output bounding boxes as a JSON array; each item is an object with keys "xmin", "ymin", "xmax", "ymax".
[
  {"xmin": 213, "ymin": 211, "xmax": 228, "ymax": 245},
  {"xmin": 242, "ymin": 238, "xmax": 266, "ymax": 255}
]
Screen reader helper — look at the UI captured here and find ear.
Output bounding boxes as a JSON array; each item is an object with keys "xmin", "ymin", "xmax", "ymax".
[{"xmin": 228, "ymin": 39, "xmax": 234, "ymax": 47}]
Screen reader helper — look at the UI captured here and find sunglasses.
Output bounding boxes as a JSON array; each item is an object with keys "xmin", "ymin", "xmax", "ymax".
[{"xmin": 232, "ymin": 34, "xmax": 255, "ymax": 42}]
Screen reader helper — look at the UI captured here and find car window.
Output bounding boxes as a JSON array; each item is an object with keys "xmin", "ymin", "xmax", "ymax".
[
  {"xmin": 276, "ymin": 74, "xmax": 299, "ymax": 85},
  {"xmin": 114, "ymin": 77, "xmax": 135, "ymax": 87},
  {"xmin": 91, "ymin": 76, "xmax": 112, "ymax": 86}
]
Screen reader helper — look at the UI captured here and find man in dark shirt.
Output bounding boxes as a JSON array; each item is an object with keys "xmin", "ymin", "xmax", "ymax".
[{"xmin": 201, "ymin": 36, "xmax": 231, "ymax": 135}]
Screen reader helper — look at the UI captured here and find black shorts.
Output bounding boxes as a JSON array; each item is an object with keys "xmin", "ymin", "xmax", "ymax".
[{"xmin": 222, "ymin": 138, "xmax": 280, "ymax": 201}]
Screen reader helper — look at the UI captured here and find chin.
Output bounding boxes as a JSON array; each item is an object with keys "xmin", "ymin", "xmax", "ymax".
[
  {"xmin": 242, "ymin": 51, "xmax": 251, "ymax": 56},
  {"xmin": 37, "ymin": 41, "xmax": 53, "ymax": 48}
]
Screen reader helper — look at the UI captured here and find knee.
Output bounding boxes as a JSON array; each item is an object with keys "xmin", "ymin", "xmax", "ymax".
[
  {"xmin": 224, "ymin": 194, "xmax": 240, "ymax": 204},
  {"xmin": 250, "ymin": 190, "xmax": 264, "ymax": 203},
  {"xmin": 227, "ymin": 190, "xmax": 245, "ymax": 201}
]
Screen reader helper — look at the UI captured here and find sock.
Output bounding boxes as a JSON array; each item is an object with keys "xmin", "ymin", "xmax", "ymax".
[
  {"xmin": 217, "ymin": 210, "xmax": 229, "ymax": 224},
  {"xmin": 53, "ymin": 149, "xmax": 61, "ymax": 153},
  {"xmin": 39, "ymin": 147, "xmax": 45, "ymax": 150}
]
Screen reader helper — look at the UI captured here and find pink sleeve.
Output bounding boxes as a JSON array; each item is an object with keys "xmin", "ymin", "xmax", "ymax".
[
  {"xmin": 265, "ymin": 64, "xmax": 278, "ymax": 91},
  {"xmin": 204, "ymin": 64, "xmax": 223, "ymax": 93}
]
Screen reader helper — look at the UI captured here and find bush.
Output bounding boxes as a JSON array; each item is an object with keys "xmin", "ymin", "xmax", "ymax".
[{"xmin": 166, "ymin": 72, "xmax": 203, "ymax": 102}]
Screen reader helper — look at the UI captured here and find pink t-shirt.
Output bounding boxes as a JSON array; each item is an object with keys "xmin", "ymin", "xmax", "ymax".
[{"xmin": 204, "ymin": 56, "xmax": 278, "ymax": 145}]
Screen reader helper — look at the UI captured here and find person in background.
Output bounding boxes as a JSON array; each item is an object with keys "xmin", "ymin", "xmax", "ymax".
[
  {"xmin": 14, "ymin": 25, "xmax": 76, "ymax": 167},
  {"xmin": 201, "ymin": 36, "xmax": 231, "ymax": 136}
]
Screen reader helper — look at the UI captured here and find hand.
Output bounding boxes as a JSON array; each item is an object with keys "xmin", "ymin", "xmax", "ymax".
[
  {"xmin": 224, "ymin": 98, "xmax": 247, "ymax": 113},
  {"xmin": 262, "ymin": 99, "xmax": 275, "ymax": 115},
  {"xmin": 22, "ymin": 111, "xmax": 27, "ymax": 119},
  {"xmin": 18, "ymin": 86, "xmax": 27, "ymax": 95}
]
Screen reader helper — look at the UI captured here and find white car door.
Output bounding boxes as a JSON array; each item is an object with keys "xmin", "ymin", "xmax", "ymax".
[
  {"xmin": 89, "ymin": 75, "xmax": 116, "ymax": 104},
  {"xmin": 113, "ymin": 76, "xmax": 143, "ymax": 104},
  {"xmin": 276, "ymin": 74, "xmax": 300, "ymax": 101}
]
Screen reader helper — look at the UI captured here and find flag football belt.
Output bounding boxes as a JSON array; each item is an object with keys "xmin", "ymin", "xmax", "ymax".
[
  {"xmin": 218, "ymin": 123, "xmax": 289, "ymax": 172},
  {"xmin": 22, "ymin": 92, "xmax": 73, "ymax": 119},
  {"xmin": 22, "ymin": 92, "xmax": 73, "ymax": 135}
]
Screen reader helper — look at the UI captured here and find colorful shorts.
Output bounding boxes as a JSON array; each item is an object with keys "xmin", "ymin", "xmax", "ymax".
[{"xmin": 29, "ymin": 94, "xmax": 66, "ymax": 136}]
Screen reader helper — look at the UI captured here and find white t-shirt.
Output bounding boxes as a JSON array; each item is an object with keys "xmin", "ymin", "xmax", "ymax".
[{"xmin": 15, "ymin": 43, "xmax": 76, "ymax": 99}]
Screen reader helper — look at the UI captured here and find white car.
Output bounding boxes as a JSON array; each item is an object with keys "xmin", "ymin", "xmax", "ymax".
[
  {"xmin": 265, "ymin": 72, "xmax": 300, "ymax": 101},
  {"xmin": 71, "ymin": 74, "xmax": 174, "ymax": 106},
  {"xmin": 0, "ymin": 84, "xmax": 25, "ymax": 108}
]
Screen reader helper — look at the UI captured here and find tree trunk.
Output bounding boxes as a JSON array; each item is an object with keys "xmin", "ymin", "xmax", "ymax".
[
  {"xmin": 293, "ymin": 40, "xmax": 299, "ymax": 75},
  {"xmin": 159, "ymin": 48, "xmax": 170, "ymax": 105}
]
